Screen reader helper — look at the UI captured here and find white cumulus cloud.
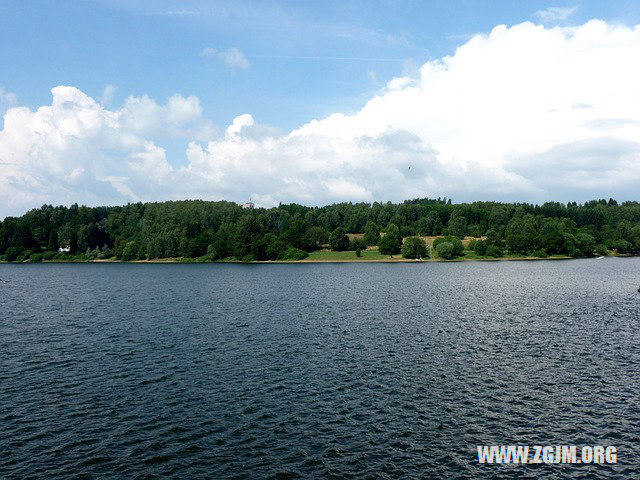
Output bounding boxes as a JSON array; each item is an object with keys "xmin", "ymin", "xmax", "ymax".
[
  {"xmin": 201, "ymin": 46, "xmax": 250, "ymax": 69},
  {"xmin": 99, "ymin": 84, "xmax": 117, "ymax": 106},
  {"xmin": 0, "ymin": 86, "xmax": 17, "ymax": 107},
  {"xmin": 0, "ymin": 86, "xmax": 18, "ymax": 126},
  {"xmin": 2, "ymin": 20, "xmax": 640, "ymax": 219},
  {"xmin": 0, "ymin": 86, "xmax": 214, "ymax": 216},
  {"xmin": 534, "ymin": 6, "xmax": 579, "ymax": 23}
]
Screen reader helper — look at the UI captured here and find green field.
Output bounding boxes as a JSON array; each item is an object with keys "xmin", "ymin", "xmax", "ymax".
[
  {"xmin": 305, "ymin": 249, "xmax": 404, "ymax": 261},
  {"xmin": 307, "ymin": 247, "xmax": 499, "ymax": 262},
  {"xmin": 304, "ymin": 248, "xmax": 573, "ymax": 262}
]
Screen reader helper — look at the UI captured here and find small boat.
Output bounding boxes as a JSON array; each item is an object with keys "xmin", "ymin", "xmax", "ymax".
[{"xmin": 596, "ymin": 256, "xmax": 604, "ymax": 260}]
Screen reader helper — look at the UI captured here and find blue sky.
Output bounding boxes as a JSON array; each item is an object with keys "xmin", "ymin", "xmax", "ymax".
[
  {"xmin": 2, "ymin": 1, "xmax": 640, "ymax": 217},
  {"xmin": 3, "ymin": 0, "xmax": 639, "ymax": 130}
]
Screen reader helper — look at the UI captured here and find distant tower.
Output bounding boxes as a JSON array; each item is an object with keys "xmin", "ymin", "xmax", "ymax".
[{"xmin": 241, "ymin": 198, "xmax": 255, "ymax": 209}]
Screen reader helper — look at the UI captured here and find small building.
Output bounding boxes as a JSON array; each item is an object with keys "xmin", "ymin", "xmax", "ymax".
[{"xmin": 241, "ymin": 201, "xmax": 254, "ymax": 209}]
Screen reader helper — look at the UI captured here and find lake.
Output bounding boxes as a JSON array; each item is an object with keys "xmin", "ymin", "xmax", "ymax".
[{"xmin": 1, "ymin": 259, "xmax": 639, "ymax": 478}]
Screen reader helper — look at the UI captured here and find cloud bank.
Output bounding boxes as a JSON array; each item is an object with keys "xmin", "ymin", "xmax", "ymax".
[{"xmin": 2, "ymin": 20, "xmax": 640, "ymax": 218}]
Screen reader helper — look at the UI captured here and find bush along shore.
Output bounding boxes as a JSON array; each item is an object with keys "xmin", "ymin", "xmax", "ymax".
[{"xmin": 1, "ymin": 198, "xmax": 639, "ymax": 263}]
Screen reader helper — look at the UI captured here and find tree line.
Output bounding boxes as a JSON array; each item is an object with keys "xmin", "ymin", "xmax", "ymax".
[{"xmin": 1, "ymin": 197, "xmax": 640, "ymax": 262}]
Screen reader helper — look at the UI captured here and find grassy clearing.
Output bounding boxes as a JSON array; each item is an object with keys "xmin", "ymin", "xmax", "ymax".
[
  {"xmin": 305, "ymin": 248, "xmax": 404, "ymax": 261},
  {"xmin": 459, "ymin": 250, "xmax": 573, "ymax": 261},
  {"xmin": 460, "ymin": 250, "xmax": 490, "ymax": 260}
]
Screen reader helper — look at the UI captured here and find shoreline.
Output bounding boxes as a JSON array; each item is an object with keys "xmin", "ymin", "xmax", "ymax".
[{"xmin": 1, "ymin": 255, "xmax": 594, "ymax": 265}]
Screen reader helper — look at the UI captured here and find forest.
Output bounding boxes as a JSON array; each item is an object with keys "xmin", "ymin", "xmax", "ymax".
[{"xmin": 1, "ymin": 197, "xmax": 640, "ymax": 262}]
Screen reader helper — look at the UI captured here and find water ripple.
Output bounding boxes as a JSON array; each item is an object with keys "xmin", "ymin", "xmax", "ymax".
[{"xmin": 1, "ymin": 260, "xmax": 639, "ymax": 478}]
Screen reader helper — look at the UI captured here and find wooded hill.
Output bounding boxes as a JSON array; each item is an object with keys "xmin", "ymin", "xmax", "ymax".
[{"xmin": 1, "ymin": 198, "xmax": 640, "ymax": 262}]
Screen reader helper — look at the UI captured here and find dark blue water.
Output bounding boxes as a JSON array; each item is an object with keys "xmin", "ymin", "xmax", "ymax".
[{"xmin": 1, "ymin": 259, "xmax": 639, "ymax": 479}]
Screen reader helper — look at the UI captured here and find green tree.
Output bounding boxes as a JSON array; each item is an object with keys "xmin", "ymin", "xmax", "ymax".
[
  {"xmin": 4, "ymin": 246, "xmax": 24, "ymax": 262},
  {"xmin": 378, "ymin": 224, "xmax": 403, "ymax": 256},
  {"xmin": 378, "ymin": 235, "xmax": 399, "ymax": 256},
  {"xmin": 612, "ymin": 239, "xmax": 632, "ymax": 254},
  {"xmin": 235, "ymin": 215, "xmax": 262, "ymax": 257},
  {"xmin": 447, "ymin": 211, "xmax": 468, "ymax": 238},
  {"xmin": 47, "ymin": 229, "xmax": 58, "ymax": 251},
  {"xmin": 282, "ymin": 247, "xmax": 308, "ymax": 260},
  {"xmin": 435, "ymin": 242, "xmax": 455, "ymax": 259},
  {"xmin": 305, "ymin": 226, "xmax": 328, "ymax": 250},
  {"xmin": 449, "ymin": 238, "xmax": 464, "ymax": 257},
  {"xmin": 574, "ymin": 232, "xmax": 595, "ymax": 257},
  {"xmin": 594, "ymin": 244, "xmax": 608, "ymax": 256},
  {"xmin": 471, "ymin": 239, "xmax": 488, "ymax": 256},
  {"xmin": 433, "ymin": 236, "xmax": 464, "ymax": 257},
  {"xmin": 363, "ymin": 221, "xmax": 380, "ymax": 246},
  {"xmin": 208, "ymin": 223, "xmax": 236, "ymax": 260},
  {"xmin": 329, "ymin": 227, "xmax": 350, "ymax": 251},
  {"xmin": 282, "ymin": 216, "xmax": 309, "ymax": 250},
  {"xmin": 418, "ymin": 210, "xmax": 443, "ymax": 235},
  {"xmin": 349, "ymin": 237, "xmax": 367, "ymax": 251},
  {"xmin": 401, "ymin": 236, "xmax": 427, "ymax": 259},
  {"xmin": 468, "ymin": 224, "xmax": 483, "ymax": 238},
  {"xmin": 187, "ymin": 230, "xmax": 214, "ymax": 257},
  {"xmin": 3, "ymin": 197, "xmax": 640, "ymax": 265},
  {"xmin": 121, "ymin": 241, "xmax": 140, "ymax": 261},
  {"xmin": 263, "ymin": 233, "xmax": 287, "ymax": 260}
]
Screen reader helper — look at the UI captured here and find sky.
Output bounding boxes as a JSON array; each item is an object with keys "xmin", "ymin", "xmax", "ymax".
[{"xmin": 1, "ymin": 0, "xmax": 640, "ymax": 218}]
